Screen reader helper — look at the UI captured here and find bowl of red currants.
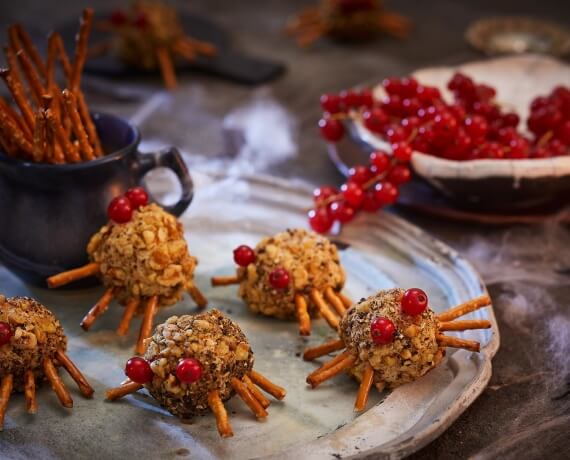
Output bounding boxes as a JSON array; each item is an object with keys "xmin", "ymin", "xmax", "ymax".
[{"xmin": 316, "ymin": 55, "xmax": 570, "ymax": 215}]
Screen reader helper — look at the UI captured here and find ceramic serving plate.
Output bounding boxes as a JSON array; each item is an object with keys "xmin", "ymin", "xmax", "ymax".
[
  {"xmin": 0, "ymin": 173, "xmax": 499, "ymax": 459},
  {"xmin": 351, "ymin": 55, "xmax": 570, "ymax": 212}
]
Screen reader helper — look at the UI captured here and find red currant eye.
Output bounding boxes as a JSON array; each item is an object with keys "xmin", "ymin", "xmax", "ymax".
[
  {"xmin": 125, "ymin": 357, "xmax": 153, "ymax": 384},
  {"xmin": 370, "ymin": 317, "xmax": 396, "ymax": 345},
  {"xmin": 401, "ymin": 288, "xmax": 429, "ymax": 316},
  {"xmin": 110, "ymin": 9, "xmax": 128, "ymax": 26},
  {"xmin": 0, "ymin": 321, "xmax": 13, "ymax": 346},
  {"xmin": 176, "ymin": 358, "xmax": 202, "ymax": 384},
  {"xmin": 108, "ymin": 196, "xmax": 133, "ymax": 223},
  {"xmin": 233, "ymin": 245, "xmax": 256, "ymax": 267},
  {"xmin": 125, "ymin": 187, "xmax": 149, "ymax": 210},
  {"xmin": 269, "ymin": 267, "xmax": 290, "ymax": 290}
]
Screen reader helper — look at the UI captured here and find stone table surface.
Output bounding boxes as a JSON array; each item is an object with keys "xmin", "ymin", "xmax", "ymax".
[{"xmin": 1, "ymin": 0, "xmax": 570, "ymax": 459}]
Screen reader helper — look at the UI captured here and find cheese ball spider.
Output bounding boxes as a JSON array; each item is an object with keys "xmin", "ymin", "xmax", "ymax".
[
  {"xmin": 47, "ymin": 188, "xmax": 207, "ymax": 354},
  {"xmin": 211, "ymin": 228, "xmax": 353, "ymax": 336},
  {"xmin": 303, "ymin": 288, "xmax": 492, "ymax": 411},
  {"xmin": 0, "ymin": 295, "xmax": 94, "ymax": 430},
  {"xmin": 106, "ymin": 309, "xmax": 286, "ymax": 438}
]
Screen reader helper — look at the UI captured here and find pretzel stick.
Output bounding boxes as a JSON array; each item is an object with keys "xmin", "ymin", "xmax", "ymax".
[
  {"xmin": 47, "ymin": 262, "xmax": 99, "ymax": 288},
  {"xmin": 211, "ymin": 275, "xmax": 241, "ymax": 286},
  {"xmin": 156, "ymin": 46, "xmax": 177, "ymax": 90},
  {"xmin": 248, "ymin": 370, "xmax": 286, "ymax": 400},
  {"xmin": 0, "ymin": 130, "xmax": 16, "ymax": 156},
  {"xmin": 50, "ymin": 32, "xmax": 73, "ymax": 81},
  {"xmin": 303, "ymin": 339, "xmax": 345, "ymax": 361},
  {"xmin": 76, "ymin": 91, "xmax": 103, "ymax": 156},
  {"xmin": 231, "ymin": 377, "xmax": 267, "ymax": 419},
  {"xmin": 42, "ymin": 96, "xmax": 64, "ymax": 164},
  {"xmin": 324, "ymin": 287, "xmax": 346, "ymax": 316},
  {"xmin": 61, "ymin": 89, "xmax": 95, "ymax": 160},
  {"xmin": 23, "ymin": 370, "xmax": 37, "ymax": 414},
  {"xmin": 180, "ymin": 37, "xmax": 217, "ymax": 56},
  {"xmin": 0, "ymin": 374, "xmax": 13, "ymax": 431},
  {"xmin": 188, "ymin": 284, "xmax": 208, "ymax": 308},
  {"xmin": 307, "ymin": 350, "xmax": 351, "ymax": 381},
  {"xmin": 16, "ymin": 50, "xmax": 45, "ymax": 106},
  {"xmin": 55, "ymin": 349, "xmax": 94, "ymax": 398},
  {"xmin": 0, "ymin": 68, "xmax": 35, "ymax": 133},
  {"xmin": 31, "ymin": 108, "xmax": 46, "ymax": 162},
  {"xmin": 208, "ymin": 390, "xmax": 233, "ymax": 438},
  {"xmin": 14, "ymin": 24, "xmax": 47, "ymax": 77},
  {"xmin": 46, "ymin": 109, "xmax": 80, "ymax": 163},
  {"xmin": 338, "ymin": 292, "xmax": 353, "ymax": 309},
  {"xmin": 306, "ymin": 354, "xmax": 356, "ymax": 388},
  {"xmin": 354, "ymin": 364, "xmax": 374, "ymax": 412},
  {"xmin": 295, "ymin": 293, "xmax": 311, "ymax": 336},
  {"xmin": 0, "ymin": 93, "xmax": 31, "ymax": 141},
  {"xmin": 436, "ymin": 334, "xmax": 480, "ymax": 353},
  {"xmin": 310, "ymin": 289, "xmax": 339, "ymax": 330},
  {"xmin": 2, "ymin": 50, "xmax": 33, "ymax": 140},
  {"xmin": 43, "ymin": 358, "xmax": 73, "ymax": 408},
  {"xmin": 106, "ymin": 381, "xmax": 143, "ymax": 401},
  {"xmin": 80, "ymin": 287, "xmax": 115, "ymax": 331},
  {"xmin": 438, "ymin": 320, "xmax": 491, "ymax": 331},
  {"xmin": 71, "ymin": 8, "xmax": 94, "ymax": 90},
  {"xmin": 117, "ymin": 297, "xmax": 140, "ymax": 336},
  {"xmin": 243, "ymin": 375, "xmax": 270, "ymax": 409},
  {"xmin": 437, "ymin": 295, "xmax": 491, "ymax": 322},
  {"xmin": 135, "ymin": 296, "xmax": 158, "ymax": 354},
  {"xmin": 0, "ymin": 107, "xmax": 34, "ymax": 156}
]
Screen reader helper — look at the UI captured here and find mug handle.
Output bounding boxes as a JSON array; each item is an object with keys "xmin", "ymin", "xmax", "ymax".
[{"xmin": 135, "ymin": 147, "xmax": 194, "ymax": 217}]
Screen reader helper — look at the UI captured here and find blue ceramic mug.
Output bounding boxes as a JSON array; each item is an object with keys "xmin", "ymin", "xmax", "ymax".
[{"xmin": 0, "ymin": 112, "xmax": 193, "ymax": 286}]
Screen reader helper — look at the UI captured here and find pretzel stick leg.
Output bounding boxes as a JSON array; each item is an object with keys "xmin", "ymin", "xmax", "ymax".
[
  {"xmin": 243, "ymin": 375, "xmax": 270, "ymax": 409},
  {"xmin": 47, "ymin": 262, "xmax": 99, "ymax": 288},
  {"xmin": 211, "ymin": 275, "xmax": 241, "ymax": 286},
  {"xmin": 117, "ymin": 297, "xmax": 140, "ymax": 336},
  {"xmin": 303, "ymin": 339, "xmax": 345, "ymax": 361},
  {"xmin": 0, "ymin": 374, "xmax": 13, "ymax": 431},
  {"xmin": 23, "ymin": 370, "xmax": 37, "ymax": 414},
  {"xmin": 55, "ymin": 349, "xmax": 94, "ymax": 398},
  {"xmin": 43, "ymin": 358, "xmax": 73, "ymax": 408},
  {"xmin": 106, "ymin": 381, "xmax": 143, "ymax": 401},
  {"xmin": 180, "ymin": 37, "xmax": 217, "ymax": 56},
  {"xmin": 87, "ymin": 40, "xmax": 112, "ymax": 59},
  {"xmin": 135, "ymin": 296, "xmax": 158, "ymax": 355},
  {"xmin": 173, "ymin": 40, "xmax": 197, "ymax": 61},
  {"xmin": 307, "ymin": 350, "xmax": 351, "ymax": 380},
  {"xmin": 436, "ymin": 334, "xmax": 480, "ymax": 353},
  {"xmin": 437, "ymin": 295, "xmax": 492, "ymax": 322},
  {"xmin": 338, "ymin": 293, "xmax": 353, "ymax": 309},
  {"xmin": 248, "ymin": 370, "xmax": 286, "ymax": 400},
  {"xmin": 80, "ymin": 287, "xmax": 114, "ymax": 331},
  {"xmin": 306, "ymin": 354, "xmax": 356, "ymax": 389},
  {"xmin": 324, "ymin": 287, "xmax": 346, "ymax": 316},
  {"xmin": 188, "ymin": 284, "xmax": 208, "ymax": 309},
  {"xmin": 310, "ymin": 289, "xmax": 339, "ymax": 330},
  {"xmin": 231, "ymin": 377, "xmax": 267, "ymax": 419},
  {"xmin": 354, "ymin": 364, "xmax": 374, "ymax": 412},
  {"xmin": 295, "ymin": 293, "xmax": 311, "ymax": 336},
  {"xmin": 156, "ymin": 46, "xmax": 177, "ymax": 90},
  {"xmin": 438, "ymin": 320, "xmax": 491, "ymax": 331},
  {"xmin": 208, "ymin": 390, "xmax": 233, "ymax": 438}
]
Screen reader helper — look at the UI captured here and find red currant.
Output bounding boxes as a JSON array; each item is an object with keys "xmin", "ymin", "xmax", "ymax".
[
  {"xmin": 330, "ymin": 201, "xmax": 355, "ymax": 223},
  {"xmin": 370, "ymin": 317, "xmax": 396, "ymax": 345},
  {"xmin": 341, "ymin": 182, "xmax": 365, "ymax": 208},
  {"xmin": 387, "ymin": 164, "xmax": 411, "ymax": 185},
  {"xmin": 125, "ymin": 187, "xmax": 148, "ymax": 210},
  {"xmin": 108, "ymin": 196, "xmax": 133, "ymax": 223},
  {"xmin": 319, "ymin": 118, "xmax": 345, "ymax": 142},
  {"xmin": 362, "ymin": 108, "xmax": 388, "ymax": 134},
  {"xmin": 360, "ymin": 89, "xmax": 374, "ymax": 108},
  {"xmin": 125, "ymin": 357, "xmax": 153, "ymax": 384},
  {"xmin": 374, "ymin": 181, "xmax": 398, "ymax": 205},
  {"xmin": 313, "ymin": 185, "xmax": 338, "ymax": 204},
  {"xmin": 340, "ymin": 89, "xmax": 361, "ymax": 108},
  {"xmin": 361, "ymin": 191, "xmax": 382, "ymax": 212},
  {"xmin": 382, "ymin": 77, "xmax": 402, "ymax": 95},
  {"xmin": 401, "ymin": 288, "xmax": 428, "ymax": 315},
  {"xmin": 0, "ymin": 321, "xmax": 13, "ymax": 346},
  {"xmin": 233, "ymin": 245, "xmax": 256, "ymax": 266},
  {"xmin": 320, "ymin": 93, "xmax": 342, "ymax": 114},
  {"xmin": 348, "ymin": 165, "xmax": 372, "ymax": 185},
  {"xmin": 369, "ymin": 150, "xmax": 390, "ymax": 173},
  {"xmin": 308, "ymin": 208, "xmax": 333, "ymax": 233},
  {"xmin": 176, "ymin": 358, "xmax": 203, "ymax": 384},
  {"xmin": 269, "ymin": 267, "xmax": 290, "ymax": 289},
  {"xmin": 392, "ymin": 142, "xmax": 413, "ymax": 162}
]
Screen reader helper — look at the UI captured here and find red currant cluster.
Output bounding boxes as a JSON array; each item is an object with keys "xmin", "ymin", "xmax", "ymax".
[
  {"xmin": 109, "ymin": 9, "xmax": 149, "ymax": 29},
  {"xmin": 0, "ymin": 321, "xmax": 13, "ymax": 346},
  {"xmin": 125, "ymin": 356, "xmax": 202, "ymax": 385},
  {"xmin": 233, "ymin": 245, "xmax": 291, "ymax": 290},
  {"xmin": 370, "ymin": 288, "xmax": 428, "ymax": 345},
  {"xmin": 107, "ymin": 187, "xmax": 149, "ymax": 224}
]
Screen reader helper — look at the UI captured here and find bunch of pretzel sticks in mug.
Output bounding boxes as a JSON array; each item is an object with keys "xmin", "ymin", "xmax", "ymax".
[{"xmin": 0, "ymin": 9, "xmax": 103, "ymax": 164}]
